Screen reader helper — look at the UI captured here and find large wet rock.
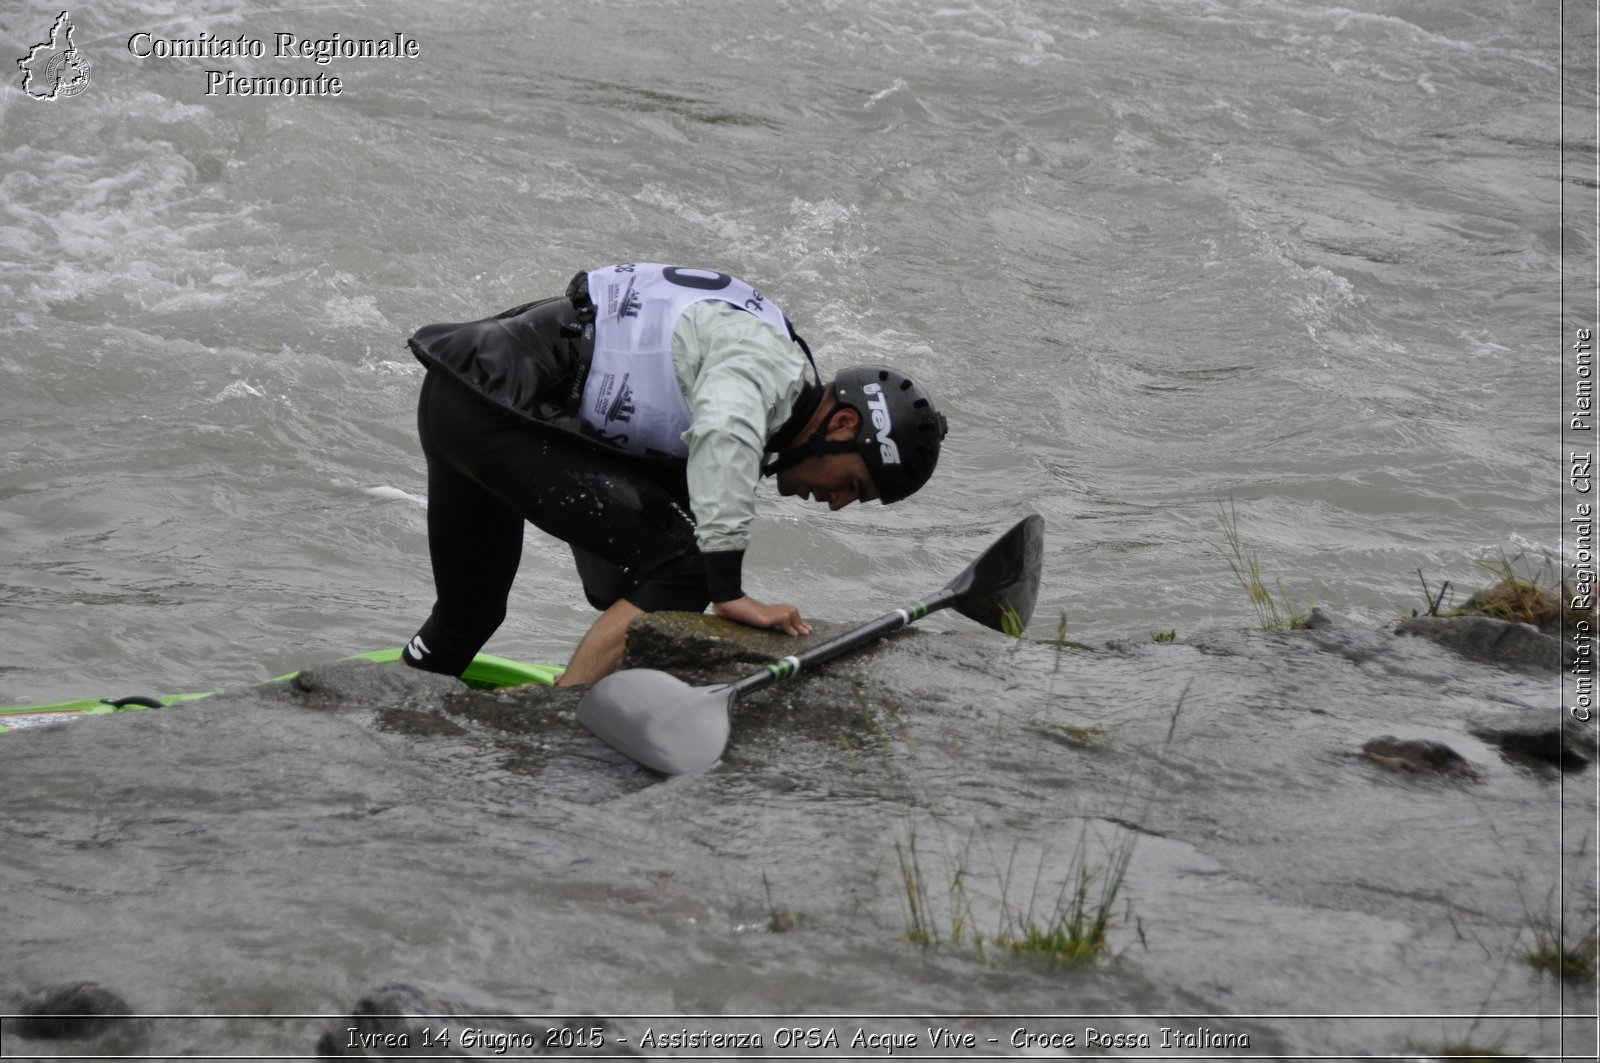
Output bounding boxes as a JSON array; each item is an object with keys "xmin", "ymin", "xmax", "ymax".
[
  {"xmin": 1395, "ymin": 614, "xmax": 1574, "ymax": 670},
  {"xmin": 617, "ymin": 611, "xmax": 848, "ymax": 679}
]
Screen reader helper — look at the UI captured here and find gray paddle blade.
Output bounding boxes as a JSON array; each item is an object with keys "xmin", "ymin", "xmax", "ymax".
[{"xmin": 575, "ymin": 669, "xmax": 734, "ymax": 775}]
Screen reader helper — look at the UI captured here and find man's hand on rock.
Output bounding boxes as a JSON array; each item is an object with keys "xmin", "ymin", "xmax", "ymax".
[{"xmin": 713, "ymin": 595, "xmax": 813, "ymax": 637}]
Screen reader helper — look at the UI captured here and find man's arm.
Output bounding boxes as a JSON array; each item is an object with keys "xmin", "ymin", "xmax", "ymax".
[{"xmin": 675, "ymin": 301, "xmax": 811, "ymax": 631}]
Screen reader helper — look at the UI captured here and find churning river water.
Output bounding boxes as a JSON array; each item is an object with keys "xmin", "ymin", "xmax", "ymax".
[{"xmin": 1, "ymin": 0, "xmax": 1596, "ymax": 1059}]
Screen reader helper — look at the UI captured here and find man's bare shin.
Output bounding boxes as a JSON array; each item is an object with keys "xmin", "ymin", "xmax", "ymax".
[{"xmin": 557, "ymin": 599, "xmax": 643, "ymax": 686}]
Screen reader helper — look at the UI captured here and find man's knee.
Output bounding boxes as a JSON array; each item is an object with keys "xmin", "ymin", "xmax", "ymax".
[
  {"xmin": 571, "ymin": 547, "xmax": 632, "ymax": 611},
  {"xmin": 626, "ymin": 553, "xmax": 711, "ymax": 614}
]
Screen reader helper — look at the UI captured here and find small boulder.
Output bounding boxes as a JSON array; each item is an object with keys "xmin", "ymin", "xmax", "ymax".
[
  {"xmin": 1470, "ymin": 720, "xmax": 1593, "ymax": 772},
  {"xmin": 277, "ymin": 659, "xmax": 463, "ymax": 707},
  {"xmin": 1303, "ymin": 607, "xmax": 1337, "ymax": 630},
  {"xmin": 6, "ymin": 982, "xmax": 144, "ymax": 1044},
  {"xmin": 1360, "ymin": 735, "xmax": 1481, "ymax": 780}
]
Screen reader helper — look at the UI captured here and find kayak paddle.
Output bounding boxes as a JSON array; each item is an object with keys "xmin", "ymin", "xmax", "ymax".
[{"xmin": 576, "ymin": 513, "xmax": 1044, "ymax": 775}]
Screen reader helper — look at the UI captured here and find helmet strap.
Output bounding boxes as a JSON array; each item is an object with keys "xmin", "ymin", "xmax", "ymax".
[
  {"xmin": 766, "ymin": 379, "xmax": 823, "ymax": 451},
  {"xmin": 761, "ymin": 419, "xmax": 857, "ymax": 477}
]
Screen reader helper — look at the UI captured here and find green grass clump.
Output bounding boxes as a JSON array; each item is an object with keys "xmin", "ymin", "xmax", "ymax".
[
  {"xmin": 1464, "ymin": 557, "xmax": 1592, "ymax": 637},
  {"xmin": 1001, "ymin": 822, "xmax": 1138, "ymax": 966},
  {"xmin": 1525, "ymin": 923, "xmax": 1598, "ymax": 981},
  {"xmin": 894, "ymin": 821, "xmax": 1137, "ymax": 967},
  {"xmin": 1216, "ymin": 498, "xmax": 1310, "ymax": 630},
  {"xmin": 1000, "ymin": 604, "xmax": 1027, "ymax": 638},
  {"xmin": 892, "ymin": 690, "xmax": 1190, "ymax": 968},
  {"xmin": 895, "ymin": 826, "xmax": 988, "ymax": 950},
  {"xmin": 1416, "ymin": 553, "xmax": 1594, "ymax": 636},
  {"xmin": 886, "ymin": 643, "xmax": 1194, "ymax": 972},
  {"xmin": 1007, "ymin": 917, "xmax": 1108, "ymax": 964}
]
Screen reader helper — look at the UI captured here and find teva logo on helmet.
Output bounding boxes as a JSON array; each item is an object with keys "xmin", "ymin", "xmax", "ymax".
[{"xmin": 862, "ymin": 383, "xmax": 902, "ymax": 465}]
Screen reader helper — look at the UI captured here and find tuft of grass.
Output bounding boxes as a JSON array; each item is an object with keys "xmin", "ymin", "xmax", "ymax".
[
  {"xmin": 1505, "ymin": 862, "xmax": 1599, "ymax": 984},
  {"xmin": 892, "ymin": 688, "xmax": 1188, "ymax": 968},
  {"xmin": 895, "ymin": 825, "xmax": 981, "ymax": 951},
  {"xmin": 1417, "ymin": 553, "xmax": 1593, "ymax": 637},
  {"xmin": 894, "ymin": 820, "xmax": 1137, "ymax": 967},
  {"xmin": 1464, "ymin": 556, "xmax": 1591, "ymax": 637},
  {"xmin": 1000, "ymin": 604, "xmax": 1027, "ymax": 638},
  {"xmin": 1000, "ymin": 820, "xmax": 1139, "ymax": 967},
  {"xmin": 1042, "ymin": 611, "xmax": 1096, "ymax": 664},
  {"xmin": 1215, "ymin": 498, "xmax": 1310, "ymax": 630},
  {"xmin": 895, "ymin": 832, "xmax": 935, "ymax": 947},
  {"xmin": 1150, "ymin": 629, "xmax": 1176, "ymax": 643},
  {"xmin": 1525, "ymin": 922, "xmax": 1598, "ymax": 982}
]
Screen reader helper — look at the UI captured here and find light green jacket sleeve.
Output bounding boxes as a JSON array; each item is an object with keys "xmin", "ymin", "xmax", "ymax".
[{"xmin": 673, "ymin": 300, "xmax": 809, "ymax": 556}]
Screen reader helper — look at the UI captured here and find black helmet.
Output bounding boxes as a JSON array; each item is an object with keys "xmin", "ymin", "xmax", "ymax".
[{"xmin": 831, "ymin": 365, "xmax": 947, "ymax": 503}]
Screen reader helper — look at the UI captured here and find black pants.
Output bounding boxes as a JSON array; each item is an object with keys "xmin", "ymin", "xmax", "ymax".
[{"xmin": 403, "ymin": 370, "xmax": 709, "ymax": 676}]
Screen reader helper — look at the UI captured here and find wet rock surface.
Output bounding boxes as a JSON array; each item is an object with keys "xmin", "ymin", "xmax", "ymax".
[
  {"xmin": 1396, "ymin": 614, "xmax": 1574, "ymax": 670},
  {"xmin": 2, "ymin": 982, "xmax": 145, "ymax": 1047},
  {"xmin": 1359, "ymin": 735, "xmax": 1482, "ymax": 779},
  {"xmin": 1, "ymin": 612, "xmax": 1594, "ymax": 1058},
  {"xmin": 1470, "ymin": 719, "xmax": 1594, "ymax": 772}
]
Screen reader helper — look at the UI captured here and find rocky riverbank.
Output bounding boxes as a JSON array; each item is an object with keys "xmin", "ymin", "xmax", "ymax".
[{"xmin": 2, "ymin": 606, "xmax": 1593, "ymax": 1058}]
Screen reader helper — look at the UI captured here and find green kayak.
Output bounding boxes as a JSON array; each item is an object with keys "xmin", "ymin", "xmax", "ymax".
[{"xmin": 0, "ymin": 649, "xmax": 562, "ymax": 735}]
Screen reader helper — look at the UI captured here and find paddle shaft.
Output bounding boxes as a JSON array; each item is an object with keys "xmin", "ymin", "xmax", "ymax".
[{"xmin": 729, "ymin": 585, "xmax": 963, "ymax": 700}]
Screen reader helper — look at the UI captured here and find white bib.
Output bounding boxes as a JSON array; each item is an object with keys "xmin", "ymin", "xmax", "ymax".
[{"xmin": 581, "ymin": 264, "xmax": 792, "ymax": 457}]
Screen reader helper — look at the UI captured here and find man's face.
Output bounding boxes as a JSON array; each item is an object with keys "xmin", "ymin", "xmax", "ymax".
[{"xmin": 776, "ymin": 450, "xmax": 878, "ymax": 511}]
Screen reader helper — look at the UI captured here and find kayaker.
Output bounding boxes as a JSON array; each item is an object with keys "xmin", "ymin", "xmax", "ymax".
[{"xmin": 399, "ymin": 263, "xmax": 947, "ymax": 685}]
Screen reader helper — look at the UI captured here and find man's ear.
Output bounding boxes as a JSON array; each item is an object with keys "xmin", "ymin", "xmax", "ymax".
[{"xmin": 827, "ymin": 406, "xmax": 860, "ymax": 438}]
